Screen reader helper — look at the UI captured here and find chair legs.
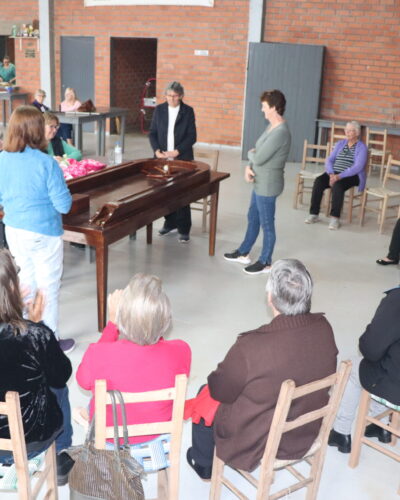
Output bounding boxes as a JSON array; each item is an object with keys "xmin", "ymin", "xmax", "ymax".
[
  {"xmin": 349, "ymin": 390, "xmax": 370, "ymax": 469},
  {"xmin": 209, "ymin": 452, "xmax": 224, "ymax": 500},
  {"xmin": 157, "ymin": 468, "xmax": 169, "ymax": 499}
]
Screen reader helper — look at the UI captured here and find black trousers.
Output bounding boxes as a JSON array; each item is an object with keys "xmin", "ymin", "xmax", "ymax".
[
  {"xmin": 191, "ymin": 384, "xmax": 215, "ymax": 468},
  {"xmin": 164, "ymin": 205, "xmax": 192, "ymax": 235},
  {"xmin": 387, "ymin": 218, "xmax": 400, "ymax": 261},
  {"xmin": 310, "ymin": 173, "xmax": 359, "ymax": 218}
]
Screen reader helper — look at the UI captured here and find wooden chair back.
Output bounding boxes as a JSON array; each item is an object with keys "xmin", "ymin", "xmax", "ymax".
[
  {"xmin": 366, "ymin": 127, "xmax": 388, "ymax": 180},
  {"xmin": 192, "ymin": 149, "xmax": 220, "ymax": 231},
  {"xmin": 329, "ymin": 122, "xmax": 346, "ymax": 152},
  {"xmin": 0, "ymin": 391, "xmax": 58, "ymax": 500},
  {"xmin": 383, "ymin": 154, "xmax": 400, "ymax": 187},
  {"xmin": 349, "ymin": 389, "xmax": 400, "ymax": 495},
  {"xmin": 94, "ymin": 374, "xmax": 187, "ymax": 500},
  {"xmin": 210, "ymin": 360, "xmax": 352, "ymax": 500}
]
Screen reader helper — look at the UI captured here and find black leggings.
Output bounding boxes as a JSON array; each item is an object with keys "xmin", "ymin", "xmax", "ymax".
[{"xmin": 310, "ymin": 173, "xmax": 359, "ymax": 218}]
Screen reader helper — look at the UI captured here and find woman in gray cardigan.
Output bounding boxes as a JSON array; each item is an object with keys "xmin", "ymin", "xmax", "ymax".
[{"xmin": 224, "ymin": 90, "xmax": 291, "ymax": 274}]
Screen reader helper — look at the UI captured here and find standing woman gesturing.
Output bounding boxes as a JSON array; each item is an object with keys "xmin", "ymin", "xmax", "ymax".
[
  {"xmin": 224, "ymin": 90, "xmax": 291, "ymax": 274},
  {"xmin": 0, "ymin": 106, "xmax": 74, "ymax": 352}
]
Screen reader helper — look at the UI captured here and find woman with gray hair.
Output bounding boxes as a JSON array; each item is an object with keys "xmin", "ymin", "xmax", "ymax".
[
  {"xmin": 77, "ymin": 273, "xmax": 191, "ymax": 449},
  {"xmin": 187, "ymin": 259, "xmax": 337, "ymax": 479},
  {"xmin": 305, "ymin": 121, "xmax": 368, "ymax": 230},
  {"xmin": 149, "ymin": 81, "xmax": 197, "ymax": 243}
]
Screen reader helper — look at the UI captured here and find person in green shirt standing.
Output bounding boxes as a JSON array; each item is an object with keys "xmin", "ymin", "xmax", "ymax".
[
  {"xmin": 224, "ymin": 90, "xmax": 291, "ymax": 275},
  {"xmin": 44, "ymin": 112, "xmax": 82, "ymax": 161},
  {"xmin": 0, "ymin": 56, "xmax": 16, "ymax": 84}
]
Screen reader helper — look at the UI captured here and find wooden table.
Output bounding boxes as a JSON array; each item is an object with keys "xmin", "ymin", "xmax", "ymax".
[
  {"xmin": 0, "ymin": 91, "xmax": 29, "ymax": 126},
  {"xmin": 62, "ymin": 159, "xmax": 229, "ymax": 330},
  {"xmin": 54, "ymin": 107, "xmax": 129, "ymax": 156}
]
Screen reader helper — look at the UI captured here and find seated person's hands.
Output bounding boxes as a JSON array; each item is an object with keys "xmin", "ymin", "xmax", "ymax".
[{"xmin": 27, "ymin": 290, "xmax": 46, "ymax": 323}]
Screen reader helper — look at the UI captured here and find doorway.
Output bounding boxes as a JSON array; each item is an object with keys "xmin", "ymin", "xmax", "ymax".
[{"xmin": 110, "ymin": 37, "xmax": 157, "ymax": 133}]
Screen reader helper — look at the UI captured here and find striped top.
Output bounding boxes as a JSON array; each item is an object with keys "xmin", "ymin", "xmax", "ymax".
[{"xmin": 333, "ymin": 143, "xmax": 356, "ymax": 173}]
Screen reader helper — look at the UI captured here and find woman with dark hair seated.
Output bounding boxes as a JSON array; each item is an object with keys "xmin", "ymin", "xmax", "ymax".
[
  {"xmin": 0, "ymin": 249, "xmax": 74, "ymax": 485},
  {"xmin": 44, "ymin": 112, "xmax": 82, "ymax": 162},
  {"xmin": 376, "ymin": 218, "xmax": 400, "ymax": 266},
  {"xmin": 77, "ymin": 273, "xmax": 191, "ymax": 467}
]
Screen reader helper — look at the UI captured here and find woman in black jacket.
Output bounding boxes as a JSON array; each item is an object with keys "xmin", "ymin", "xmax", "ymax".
[
  {"xmin": 328, "ymin": 286, "xmax": 400, "ymax": 453},
  {"xmin": 0, "ymin": 249, "xmax": 74, "ymax": 484}
]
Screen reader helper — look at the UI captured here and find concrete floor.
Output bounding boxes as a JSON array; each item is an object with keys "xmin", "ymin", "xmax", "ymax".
[{"xmin": 5, "ymin": 131, "xmax": 400, "ymax": 499}]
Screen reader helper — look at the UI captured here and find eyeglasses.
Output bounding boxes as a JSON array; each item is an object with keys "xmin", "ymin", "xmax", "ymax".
[
  {"xmin": 166, "ymin": 93, "xmax": 180, "ymax": 99},
  {"xmin": 48, "ymin": 124, "xmax": 59, "ymax": 130}
]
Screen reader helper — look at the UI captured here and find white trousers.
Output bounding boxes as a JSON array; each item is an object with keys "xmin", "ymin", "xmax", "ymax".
[
  {"xmin": 333, "ymin": 356, "xmax": 388, "ymax": 435},
  {"xmin": 5, "ymin": 226, "xmax": 63, "ymax": 336}
]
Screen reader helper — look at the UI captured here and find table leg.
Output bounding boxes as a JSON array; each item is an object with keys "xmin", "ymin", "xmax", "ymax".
[
  {"xmin": 120, "ymin": 115, "xmax": 126, "ymax": 153},
  {"xmin": 100, "ymin": 118, "xmax": 106, "ymax": 156},
  {"xmin": 95, "ymin": 242, "xmax": 108, "ymax": 331},
  {"xmin": 8, "ymin": 96, "xmax": 12, "ymax": 122},
  {"xmin": 96, "ymin": 118, "xmax": 103, "ymax": 156},
  {"xmin": 74, "ymin": 124, "xmax": 82, "ymax": 151},
  {"xmin": 1, "ymin": 101, "xmax": 5, "ymax": 126},
  {"xmin": 146, "ymin": 223, "xmax": 153, "ymax": 244},
  {"xmin": 208, "ymin": 188, "xmax": 220, "ymax": 256}
]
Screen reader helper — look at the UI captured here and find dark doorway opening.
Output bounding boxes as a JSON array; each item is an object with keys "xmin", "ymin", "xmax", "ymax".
[
  {"xmin": 0, "ymin": 37, "xmax": 15, "ymax": 66},
  {"xmin": 110, "ymin": 37, "xmax": 157, "ymax": 133}
]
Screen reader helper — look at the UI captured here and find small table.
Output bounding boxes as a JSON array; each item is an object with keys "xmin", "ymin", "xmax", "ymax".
[
  {"xmin": 0, "ymin": 91, "xmax": 29, "ymax": 126},
  {"xmin": 54, "ymin": 107, "xmax": 129, "ymax": 156}
]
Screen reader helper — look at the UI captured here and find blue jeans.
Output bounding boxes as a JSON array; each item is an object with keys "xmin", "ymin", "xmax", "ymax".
[{"xmin": 238, "ymin": 191, "xmax": 277, "ymax": 265}]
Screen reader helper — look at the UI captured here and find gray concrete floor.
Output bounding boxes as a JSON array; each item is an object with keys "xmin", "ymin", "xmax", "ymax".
[{"xmin": 5, "ymin": 131, "xmax": 400, "ymax": 498}]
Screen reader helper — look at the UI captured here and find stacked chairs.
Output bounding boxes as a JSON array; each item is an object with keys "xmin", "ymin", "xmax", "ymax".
[{"xmin": 366, "ymin": 127, "xmax": 389, "ymax": 181}]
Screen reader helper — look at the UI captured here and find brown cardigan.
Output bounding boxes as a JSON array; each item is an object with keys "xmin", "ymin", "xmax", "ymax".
[{"xmin": 208, "ymin": 313, "xmax": 338, "ymax": 471}]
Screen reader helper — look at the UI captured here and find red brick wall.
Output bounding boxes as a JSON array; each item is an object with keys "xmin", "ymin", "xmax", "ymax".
[
  {"xmin": 111, "ymin": 37, "xmax": 157, "ymax": 132},
  {"xmin": 53, "ymin": 0, "xmax": 249, "ymax": 145},
  {"xmin": 264, "ymin": 0, "xmax": 400, "ymax": 155}
]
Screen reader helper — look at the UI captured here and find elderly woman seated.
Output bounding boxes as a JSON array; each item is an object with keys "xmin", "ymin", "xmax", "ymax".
[
  {"xmin": 328, "ymin": 285, "xmax": 400, "ymax": 453},
  {"xmin": 76, "ymin": 273, "xmax": 191, "ymax": 467},
  {"xmin": 305, "ymin": 121, "xmax": 368, "ymax": 230},
  {"xmin": 0, "ymin": 249, "xmax": 74, "ymax": 485},
  {"xmin": 186, "ymin": 259, "xmax": 338, "ymax": 479},
  {"xmin": 44, "ymin": 112, "xmax": 82, "ymax": 162}
]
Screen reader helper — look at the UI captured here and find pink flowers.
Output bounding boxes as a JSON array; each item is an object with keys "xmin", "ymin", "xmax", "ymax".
[{"xmin": 61, "ymin": 158, "xmax": 106, "ymax": 180}]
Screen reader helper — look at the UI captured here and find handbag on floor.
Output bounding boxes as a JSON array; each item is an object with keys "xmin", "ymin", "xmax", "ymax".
[{"xmin": 68, "ymin": 390, "xmax": 145, "ymax": 500}]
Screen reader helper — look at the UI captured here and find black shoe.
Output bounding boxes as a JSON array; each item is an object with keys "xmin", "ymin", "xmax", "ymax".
[
  {"xmin": 56, "ymin": 451, "xmax": 75, "ymax": 486},
  {"xmin": 186, "ymin": 448, "xmax": 212, "ymax": 480},
  {"xmin": 243, "ymin": 261, "xmax": 271, "ymax": 275},
  {"xmin": 178, "ymin": 233, "xmax": 190, "ymax": 243},
  {"xmin": 376, "ymin": 258, "xmax": 399, "ymax": 266},
  {"xmin": 159, "ymin": 226, "xmax": 177, "ymax": 236},
  {"xmin": 223, "ymin": 250, "xmax": 251, "ymax": 265},
  {"xmin": 364, "ymin": 423, "xmax": 392, "ymax": 443},
  {"xmin": 328, "ymin": 429, "xmax": 351, "ymax": 453},
  {"xmin": 70, "ymin": 242, "xmax": 85, "ymax": 249}
]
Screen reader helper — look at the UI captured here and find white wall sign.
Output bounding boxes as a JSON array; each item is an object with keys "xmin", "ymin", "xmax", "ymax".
[{"xmin": 85, "ymin": 0, "xmax": 214, "ymax": 6}]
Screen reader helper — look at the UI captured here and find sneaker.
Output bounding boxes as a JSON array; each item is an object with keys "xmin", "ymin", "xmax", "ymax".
[
  {"xmin": 159, "ymin": 226, "xmax": 177, "ymax": 236},
  {"xmin": 243, "ymin": 261, "xmax": 271, "ymax": 275},
  {"xmin": 304, "ymin": 214, "xmax": 320, "ymax": 224},
  {"xmin": 223, "ymin": 250, "xmax": 251, "ymax": 265},
  {"xmin": 328, "ymin": 217, "xmax": 340, "ymax": 230},
  {"xmin": 178, "ymin": 233, "xmax": 190, "ymax": 243},
  {"xmin": 58, "ymin": 338, "xmax": 76, "ymax": 354},
  {"xmin": 56, "ymin": 451, "xmax": 75, "ymax": 486}
]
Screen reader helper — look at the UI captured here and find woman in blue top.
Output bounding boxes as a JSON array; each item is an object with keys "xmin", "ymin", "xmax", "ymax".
[{"xmin": 0, "ymin": 106, "xmax": 74, "ymax": 352}]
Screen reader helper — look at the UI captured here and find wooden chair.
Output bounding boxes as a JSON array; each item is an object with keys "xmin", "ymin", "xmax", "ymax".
[
  {"xmin": 329, "ymin": 122, "xmax": 346, "ymax": 152},
  {"xmin": 366, "ymin": 127, "xmax": 388, "ymax": 181},
  {"xmin": 349, "ymin": 389, "xmax": 400, "ymax": 495},
  {"xmin": 209, "ymin": 360, "xmax": 351, "ymax": 500},
  {"xmin": 293, "ymin": 140, "xmax": 329, "ymax": 209},
  {"xmin": 94, "ymin": 374, "xmax": 187, "ymax": 500},
  {"xmin": 192, "ymin": 149, "xmax": 219, "ymax": 231},
  {"xmin": 0, "ymin": 391, "xmax": 58, "ymax": 499},
  {"xmin": 359, "ymin": 154, "xmax": 400, "ymax": 233}
]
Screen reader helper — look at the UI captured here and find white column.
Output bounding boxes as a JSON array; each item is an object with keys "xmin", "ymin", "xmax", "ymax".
[
  {"xmin": 38, "ymin": 0, "xmax": 55, "ymax": 108},
  {"xmin": 248, "ymin": 0, "xmax": 265, "ymax": 43}
]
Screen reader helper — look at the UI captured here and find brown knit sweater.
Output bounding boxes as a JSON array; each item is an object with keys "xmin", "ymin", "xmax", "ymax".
[{"xmin": 208, "ymin": 313, "xmax": 338, "ymax": 471}]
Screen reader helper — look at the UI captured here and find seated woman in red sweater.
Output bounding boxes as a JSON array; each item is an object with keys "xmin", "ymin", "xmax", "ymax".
[{"xmin": 76, "ymin": 273, "xmax": 191, "ymax": 467}]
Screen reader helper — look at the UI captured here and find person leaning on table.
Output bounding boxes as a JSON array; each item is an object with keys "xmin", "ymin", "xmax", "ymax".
[
  {"xmin": 149, "ymin": 81, "xmax": 197, "ymax": 243},
  {"xmin": 305, "ymin": 121, "xmax": 368, "ymax": 230},
  {"xmin": 186, "ymin": 259, "xmax": 338, "ymax": 479}
]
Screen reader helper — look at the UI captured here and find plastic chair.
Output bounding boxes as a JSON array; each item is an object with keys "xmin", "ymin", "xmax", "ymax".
[
  {"xmin": 0, "ymin": 391, "xmax": 58, "ymax": 500},
  {"xmin": 359, "ymin": 154, "xmax": 400, "ymax": 233},
  {"xmin": 192, "ymin": 149, "xmax": 220, "ymax": 231},
  {"xmin": 366, "ymin": 127, "xmax": 389, "ymax": 181},
  {"xmin": 209, "ymin": 361, "xmax": 351, "ymax": 500},
  {"xmin": 293, "ymin": 140, "xmax": 329, "ymax": 209},
  {"xmin": 94, "ymin": 374, "xmax": 187, "ymax": 500},
  {"xmin": 349, "ymin": 389, "xmax": 400, "ymax": 495}
]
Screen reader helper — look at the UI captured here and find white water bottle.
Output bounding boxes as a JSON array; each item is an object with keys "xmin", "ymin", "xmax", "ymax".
[{"xmin": 114, "ymin": 142, "xmax": 122, "ymax": 164}]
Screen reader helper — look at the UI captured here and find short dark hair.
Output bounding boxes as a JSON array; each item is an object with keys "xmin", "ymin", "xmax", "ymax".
[
  {"xmin": 260, "ymin": 89, "xmax": 286, "ymax": 116},
  {"xmin": 4, "ymin": 105, "xmax": 47, "ymax": 152}
]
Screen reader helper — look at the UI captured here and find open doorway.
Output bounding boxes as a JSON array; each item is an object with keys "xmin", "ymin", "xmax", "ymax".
[
  {"xmin": 0, "ymin": 36, "xmax": 15, "ymax": 66},
  {"xmin": 110, "ymin": 37, "xmax": 157, "ymax": 133}
]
